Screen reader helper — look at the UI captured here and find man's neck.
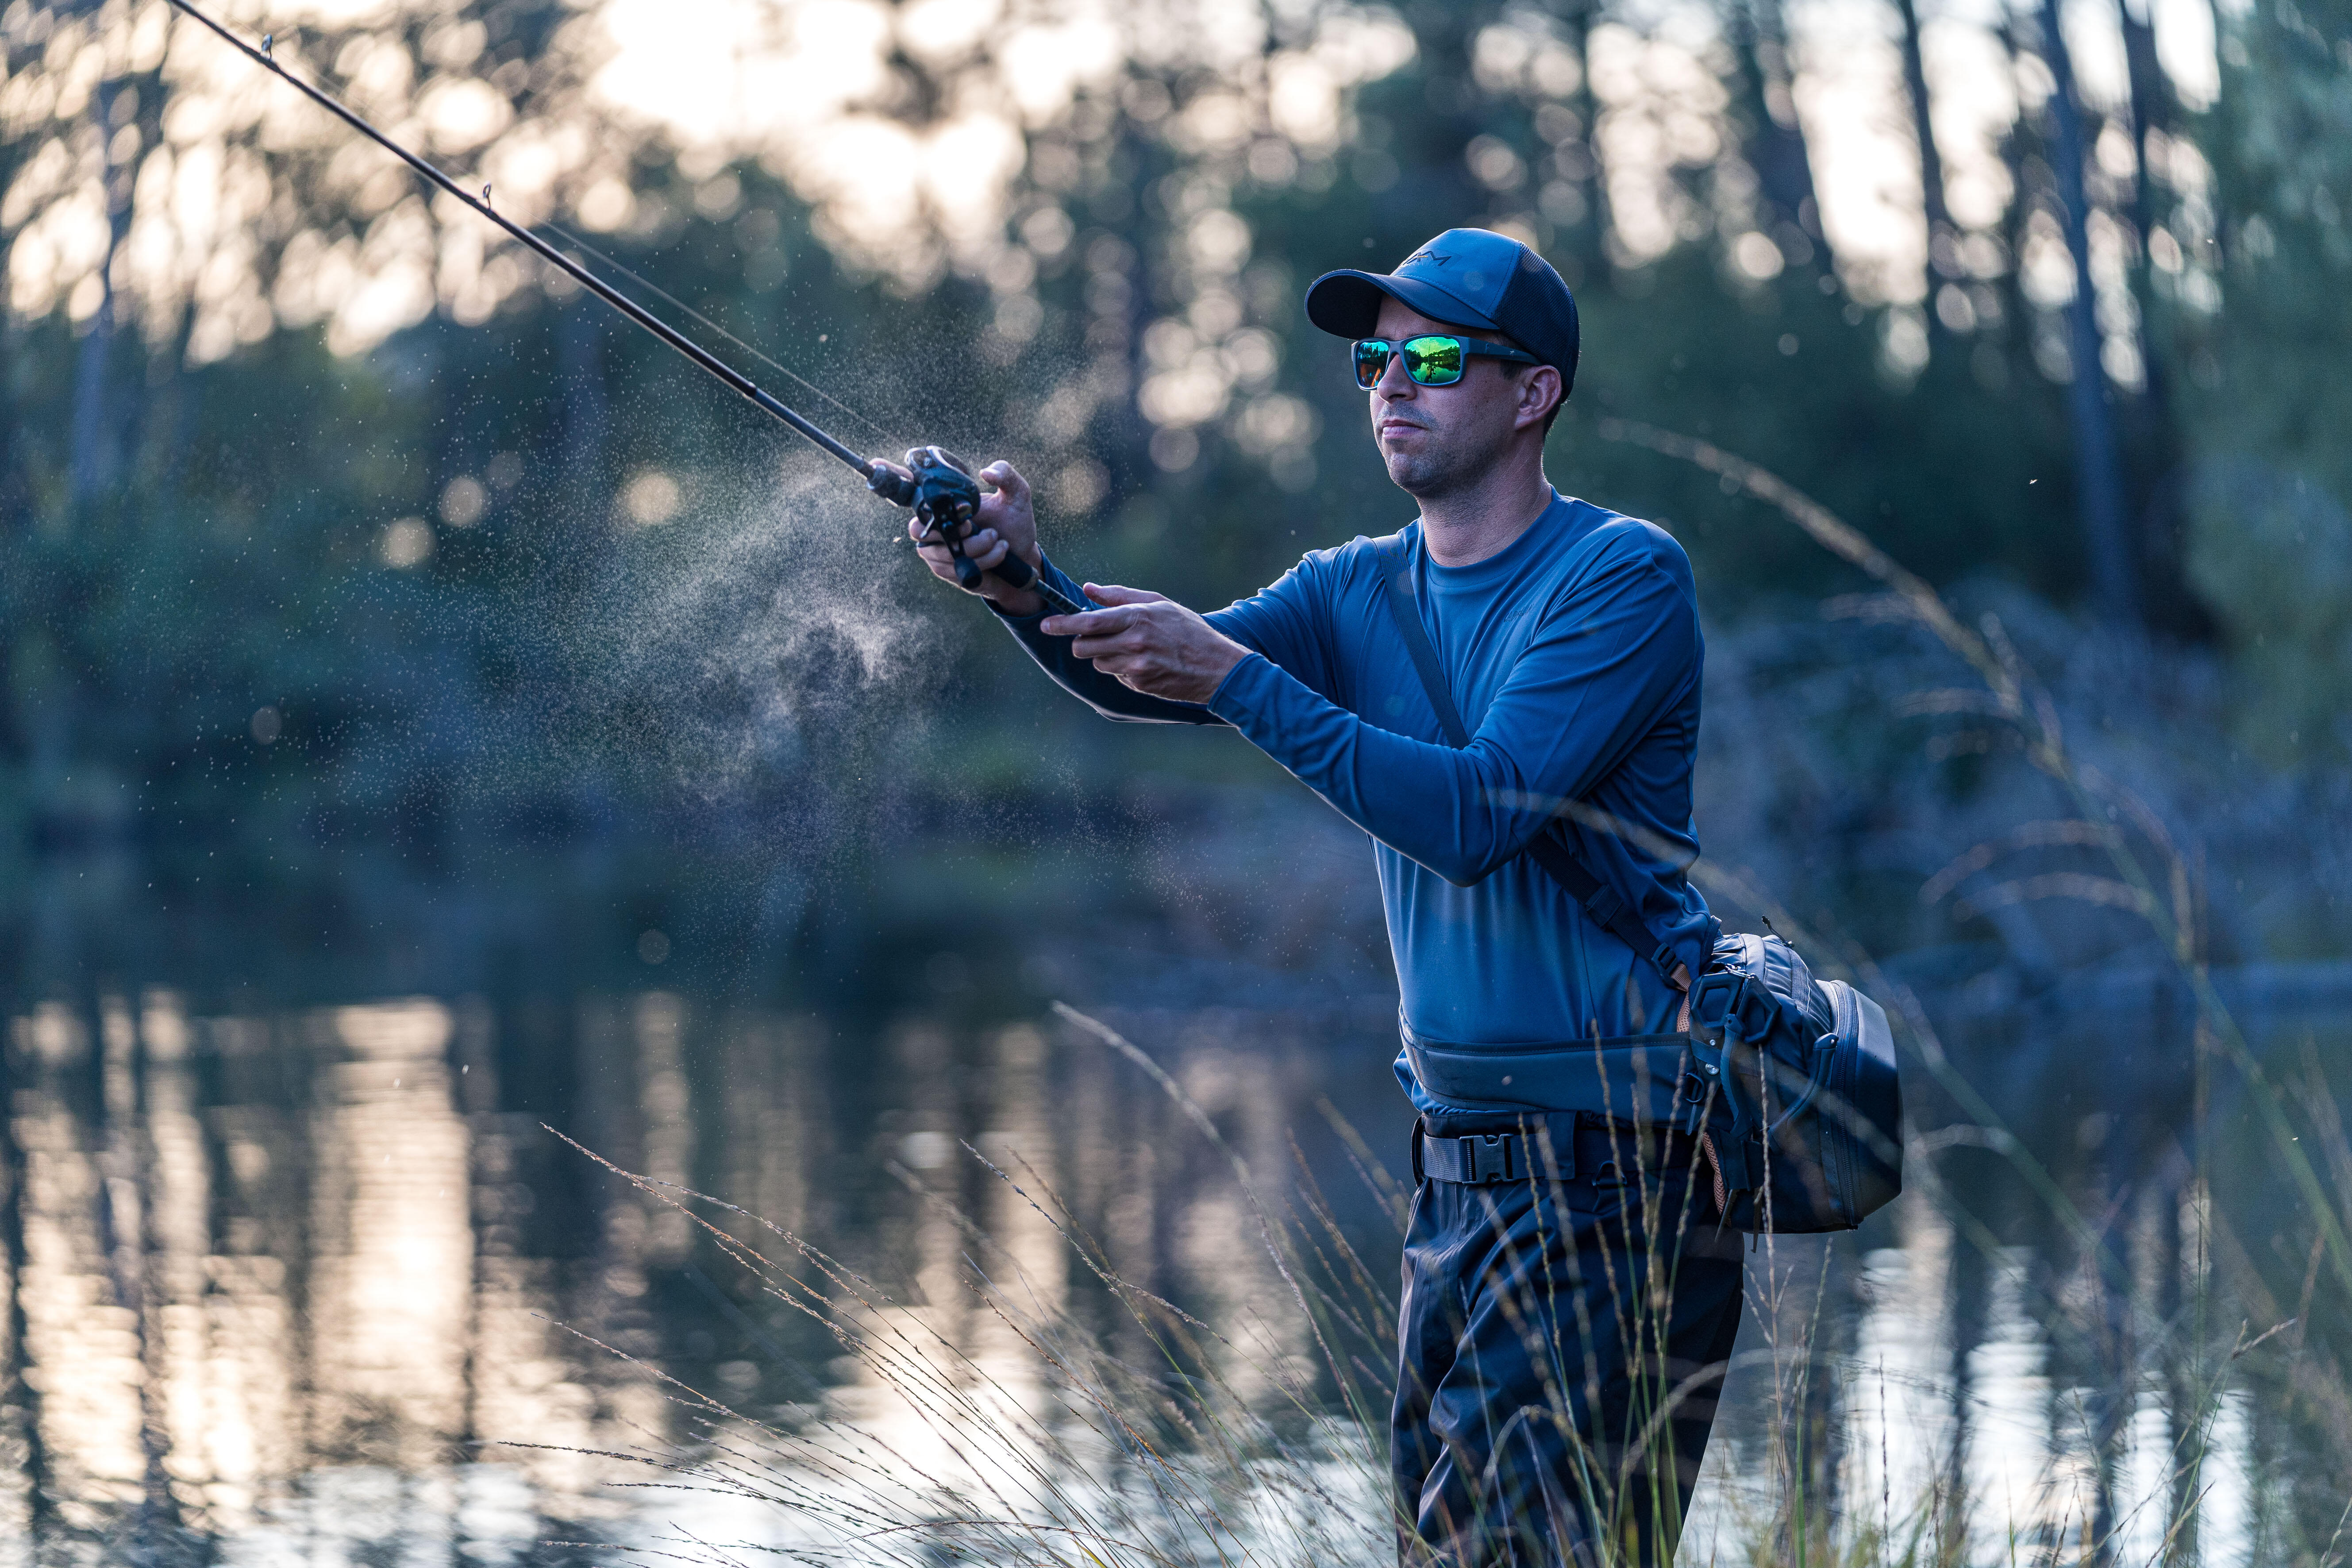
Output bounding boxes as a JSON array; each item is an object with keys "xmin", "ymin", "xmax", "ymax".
[{"xmin": 1415, "ymin": 459, "xmax": 1555, "ymax": 568}]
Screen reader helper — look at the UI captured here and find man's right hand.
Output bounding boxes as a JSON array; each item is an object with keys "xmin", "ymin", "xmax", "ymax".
[{"xmin": 909, "ymin": 459, "xmax": 1045, "ymax": 617}]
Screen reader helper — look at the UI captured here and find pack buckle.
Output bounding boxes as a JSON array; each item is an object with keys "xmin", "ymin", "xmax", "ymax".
[{"xmin": 1461, "ymin": 1133, "xmax": 1516, "ymax": 1184}]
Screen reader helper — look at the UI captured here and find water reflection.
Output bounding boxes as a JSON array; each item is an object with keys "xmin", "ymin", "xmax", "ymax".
[
  {"xmin": 311, "ymin": 1003, "xmax": 470, "ymax": 1468},
  {"xmin": 1965, "ymin": 1246, "xmax": 2058, "ymax": 1560},
  {"xmin": 0, "ymin": 988, "xmax": 2314, "ymax": 1564},
  {"xmin": 16, "ymin": 1002, "xmax": 147, "ymax": 1524},
  {"xmin": 1844, "ymin": 1201, "xmax": 1955, "ymax": 1545}
]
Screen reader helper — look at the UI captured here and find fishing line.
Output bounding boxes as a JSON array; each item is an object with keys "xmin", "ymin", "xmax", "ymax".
[
  {"xmin": 533, "ymin": 216, "xmax": 896, "ymax": 448},
  {"xmin": 163, "ymin": 0, "xmax": 1082, "ymax": 613},
  {"xmin": 169, "ymin": 0, "xmax": 868, "ymax": 470}
]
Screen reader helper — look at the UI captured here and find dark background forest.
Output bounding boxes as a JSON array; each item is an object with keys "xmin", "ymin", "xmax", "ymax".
[{"xmin": 1, "ymin": 0, "xmax": 2347, "ymax": 1015}]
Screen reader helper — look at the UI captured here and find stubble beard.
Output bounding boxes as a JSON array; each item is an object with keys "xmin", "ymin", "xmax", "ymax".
[
  {"xmin": 1383, "ymin": 445, "xmax": 1443, "ymax": 493},
  {"xmin": 1383, "ymin": 418, "xmax": 1508, "ymax": 501}
]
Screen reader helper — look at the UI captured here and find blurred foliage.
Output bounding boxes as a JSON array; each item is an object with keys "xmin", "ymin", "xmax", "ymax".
[
  {"xmin": 2181, "ymin": 0, "xmax": 2352, "ymax": 755},
  {"xmin": 0, "ymin": 0, "xmax": 2348, "ymax": 997}
]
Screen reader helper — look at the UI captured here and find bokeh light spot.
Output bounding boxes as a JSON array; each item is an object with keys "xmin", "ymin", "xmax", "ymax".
[
  {"xmin": 620, "ymin": 470, "xmax": 683, "ymax": 526},
  {"xmin": 380, "ymin": 517, "xmax": 433, "ymax": 568}
]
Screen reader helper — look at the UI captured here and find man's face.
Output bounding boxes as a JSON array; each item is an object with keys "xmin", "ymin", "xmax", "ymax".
[{"xmin": 1366, "ymin": 297, "xmax": 1552, "ymax": 497}]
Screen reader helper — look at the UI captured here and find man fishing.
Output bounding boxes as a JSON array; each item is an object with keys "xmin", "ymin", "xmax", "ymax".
[
  {"xmin": 910, "ymin": 228, "xmax": 1744, "ymax": 1566},
  {"xmin": 176, "ymin": 18, "xmax": 1890, "ymax": 1553}
]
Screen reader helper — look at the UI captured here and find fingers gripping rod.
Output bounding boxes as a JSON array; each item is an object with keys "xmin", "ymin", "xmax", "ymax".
[{"xmin": 166, "ymin": 0, "xmax": 1078, "ymax": 613}]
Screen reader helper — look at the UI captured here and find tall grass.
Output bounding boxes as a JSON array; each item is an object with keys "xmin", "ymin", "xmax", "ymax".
[
  {"xmin": 535, "ymin": 439, "xmax": 2352, "ymax": 1566},
  {"xmin": 1601, "ymin": 419, "xmax": 2352, "ymax": 1560}
]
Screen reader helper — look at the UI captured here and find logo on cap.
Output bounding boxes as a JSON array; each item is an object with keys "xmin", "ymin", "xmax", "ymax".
[{"xmin": 1404, "ymin": 249, "xmax": 1451, "ymax": 268}]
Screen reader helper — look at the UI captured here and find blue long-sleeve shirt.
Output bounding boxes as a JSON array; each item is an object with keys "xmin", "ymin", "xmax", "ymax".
[{"xmin": 996, "ymin": 489, "xmax": 1718, "ymax": 1113}]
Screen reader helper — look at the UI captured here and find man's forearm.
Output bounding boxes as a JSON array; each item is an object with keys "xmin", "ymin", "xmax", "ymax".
[{"xmin": 990, "ymin": 555, "xmax": 1232, "ymax": 727}]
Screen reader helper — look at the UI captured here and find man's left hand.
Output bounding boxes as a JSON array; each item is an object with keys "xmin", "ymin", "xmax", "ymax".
[{"xmin": 1041, "ymin": 585, "xmax": 1250, "ymax": 704}]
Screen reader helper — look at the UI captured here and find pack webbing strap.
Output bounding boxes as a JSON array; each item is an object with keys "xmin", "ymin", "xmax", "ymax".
[{"xmin": 1374, "ymin": 534, "xmax": 1690, "ymax": 994}]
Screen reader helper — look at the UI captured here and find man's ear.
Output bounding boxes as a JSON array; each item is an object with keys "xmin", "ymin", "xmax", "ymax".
[{"xmin": 1517, "ymin": 365, "xmax": 1563, "ymax": 430}]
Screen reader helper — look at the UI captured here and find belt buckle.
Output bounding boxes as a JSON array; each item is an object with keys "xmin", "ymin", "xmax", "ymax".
[{"xmin": 1460, "ymin": 1133, "xmax": 1514, "ymax": 1184}]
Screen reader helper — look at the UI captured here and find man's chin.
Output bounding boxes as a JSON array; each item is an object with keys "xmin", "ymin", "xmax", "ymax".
[{"xmin": 1385, "ymin": 452, "xmax": 1442, "ymax": 493}]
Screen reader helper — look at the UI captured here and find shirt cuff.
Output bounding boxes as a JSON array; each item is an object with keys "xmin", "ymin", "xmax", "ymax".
[
  {"xmin": 986, "ymin": 595, "xmax": 1047, "ymax": 627},
  {"xmin": 1205, "ymin": 650, "xmax": 1277, "ymax": 721}
]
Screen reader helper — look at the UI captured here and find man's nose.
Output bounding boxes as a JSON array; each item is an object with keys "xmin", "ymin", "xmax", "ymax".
[{"xmin": 1375, "ymin": 352, "xmax": 1417, "ymax": 399}]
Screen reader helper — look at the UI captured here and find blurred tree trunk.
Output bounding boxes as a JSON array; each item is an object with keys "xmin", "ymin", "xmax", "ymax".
[
  {"xmin": 0, "ymin": 318, "xmax": 29, "ymax": 534},
  {"xmin": 2117, "ymin": 0, "xmax": 2209, "ymax": 637},
  {"xmin": 1728, "ymin": 0, "xmax": 1820, "ymax": 256},
  {"xmin": 1547, "ymin": 0, "xmax": 1613, "ymax": 275},
  {"xmin": 1110, "ymin": 82, "xmax": 1165, "ymax": 510},
  {"xmin": 68, "ymin": 76, "xmax": 134, "ymax": 513},
  {"xmin": 2119, "ymin": 0, "xmax": 2166, "ymax": 244},
  {"xmin": 120, "ymin": 74, "xmax": 168, "ymax": 501},
  {"xmin": 2036, "ymin": 0, "xmax": 2139, "ymax": 627},
  {"xmin": 1894, "ymin": 0, "xmax": 1953, "ymax": 339},
  {"xmin": 1994, "ymin": 19, "xmax": 2045, "ymax": 389},
  {"xmin": 1399, "ymin": 1, "xmax": 1485, "ymax": 207},
  {"xmin": 0, "ymin": 25, "xmax": 32, "ymax": 534}
]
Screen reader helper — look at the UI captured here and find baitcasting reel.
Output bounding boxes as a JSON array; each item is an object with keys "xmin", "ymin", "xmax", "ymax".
[
  {"xmin": 868, "ymin": 445, "xmax": 985, "ymax": 588},
  {"xmin": 868, "ymin": 445, "xmax": 1078, "ymax": 611}
]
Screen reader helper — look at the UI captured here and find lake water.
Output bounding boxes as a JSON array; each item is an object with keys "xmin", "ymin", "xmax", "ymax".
[{"xmin": 0, "ymin": 967, "xmax": 2337, "ymax": 1565}]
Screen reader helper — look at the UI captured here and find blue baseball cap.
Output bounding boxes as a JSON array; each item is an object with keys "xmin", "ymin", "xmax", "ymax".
[{"xmin": 1305, "ymin": 228, "xmax": 1579, "ymax": 397}]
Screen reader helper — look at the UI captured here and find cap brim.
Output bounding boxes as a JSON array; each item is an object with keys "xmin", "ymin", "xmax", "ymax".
[{"xmin": 1304, "ymin": 270, "xmax": 1504, "ymax": 339}]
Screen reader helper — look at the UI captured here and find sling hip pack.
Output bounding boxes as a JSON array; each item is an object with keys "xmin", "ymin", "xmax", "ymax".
[{"xmin": 1373, "ymin": 534, "xmax": 1903, "ymax": 1233}]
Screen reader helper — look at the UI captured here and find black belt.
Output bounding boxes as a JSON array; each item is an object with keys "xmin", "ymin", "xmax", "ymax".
[{"xmin": 1412, "ymin": 1119, "xmax": 1688, "ymax": 1187}]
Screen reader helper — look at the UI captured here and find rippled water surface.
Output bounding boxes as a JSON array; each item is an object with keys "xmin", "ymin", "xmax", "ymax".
[{"xmin": 0, "ymin": 974, "xmax": 2337, "ymax": 1564}]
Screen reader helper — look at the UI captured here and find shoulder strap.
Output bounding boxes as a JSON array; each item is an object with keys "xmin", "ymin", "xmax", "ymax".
[
  {"xmin": 1374, "ymin": 534, "xmax": 1690, "ymax": 992},
  {"xmin": 1377, "ymin": 539, "xmax": 1473, "ymax": 747}
]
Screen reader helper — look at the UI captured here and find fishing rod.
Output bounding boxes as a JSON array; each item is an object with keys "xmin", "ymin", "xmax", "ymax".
[{"xmin": 164, "ymin": 0, "xmax": 1082, "ymax": 613}]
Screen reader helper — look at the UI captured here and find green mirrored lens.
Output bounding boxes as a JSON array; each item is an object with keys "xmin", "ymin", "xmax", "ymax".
[
  {"xmin": 1353, "ymin": 339, "xmax": 1391, "ymax": 388},
  {"xmin": 1402, "ymin": 336, "xmax": 1464, "ymax": 384}
]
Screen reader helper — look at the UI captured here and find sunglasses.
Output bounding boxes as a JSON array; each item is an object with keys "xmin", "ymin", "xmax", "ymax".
[{"xmin": 1352, "ymin": 334, "xmax": 1540, "ymax": 389}]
